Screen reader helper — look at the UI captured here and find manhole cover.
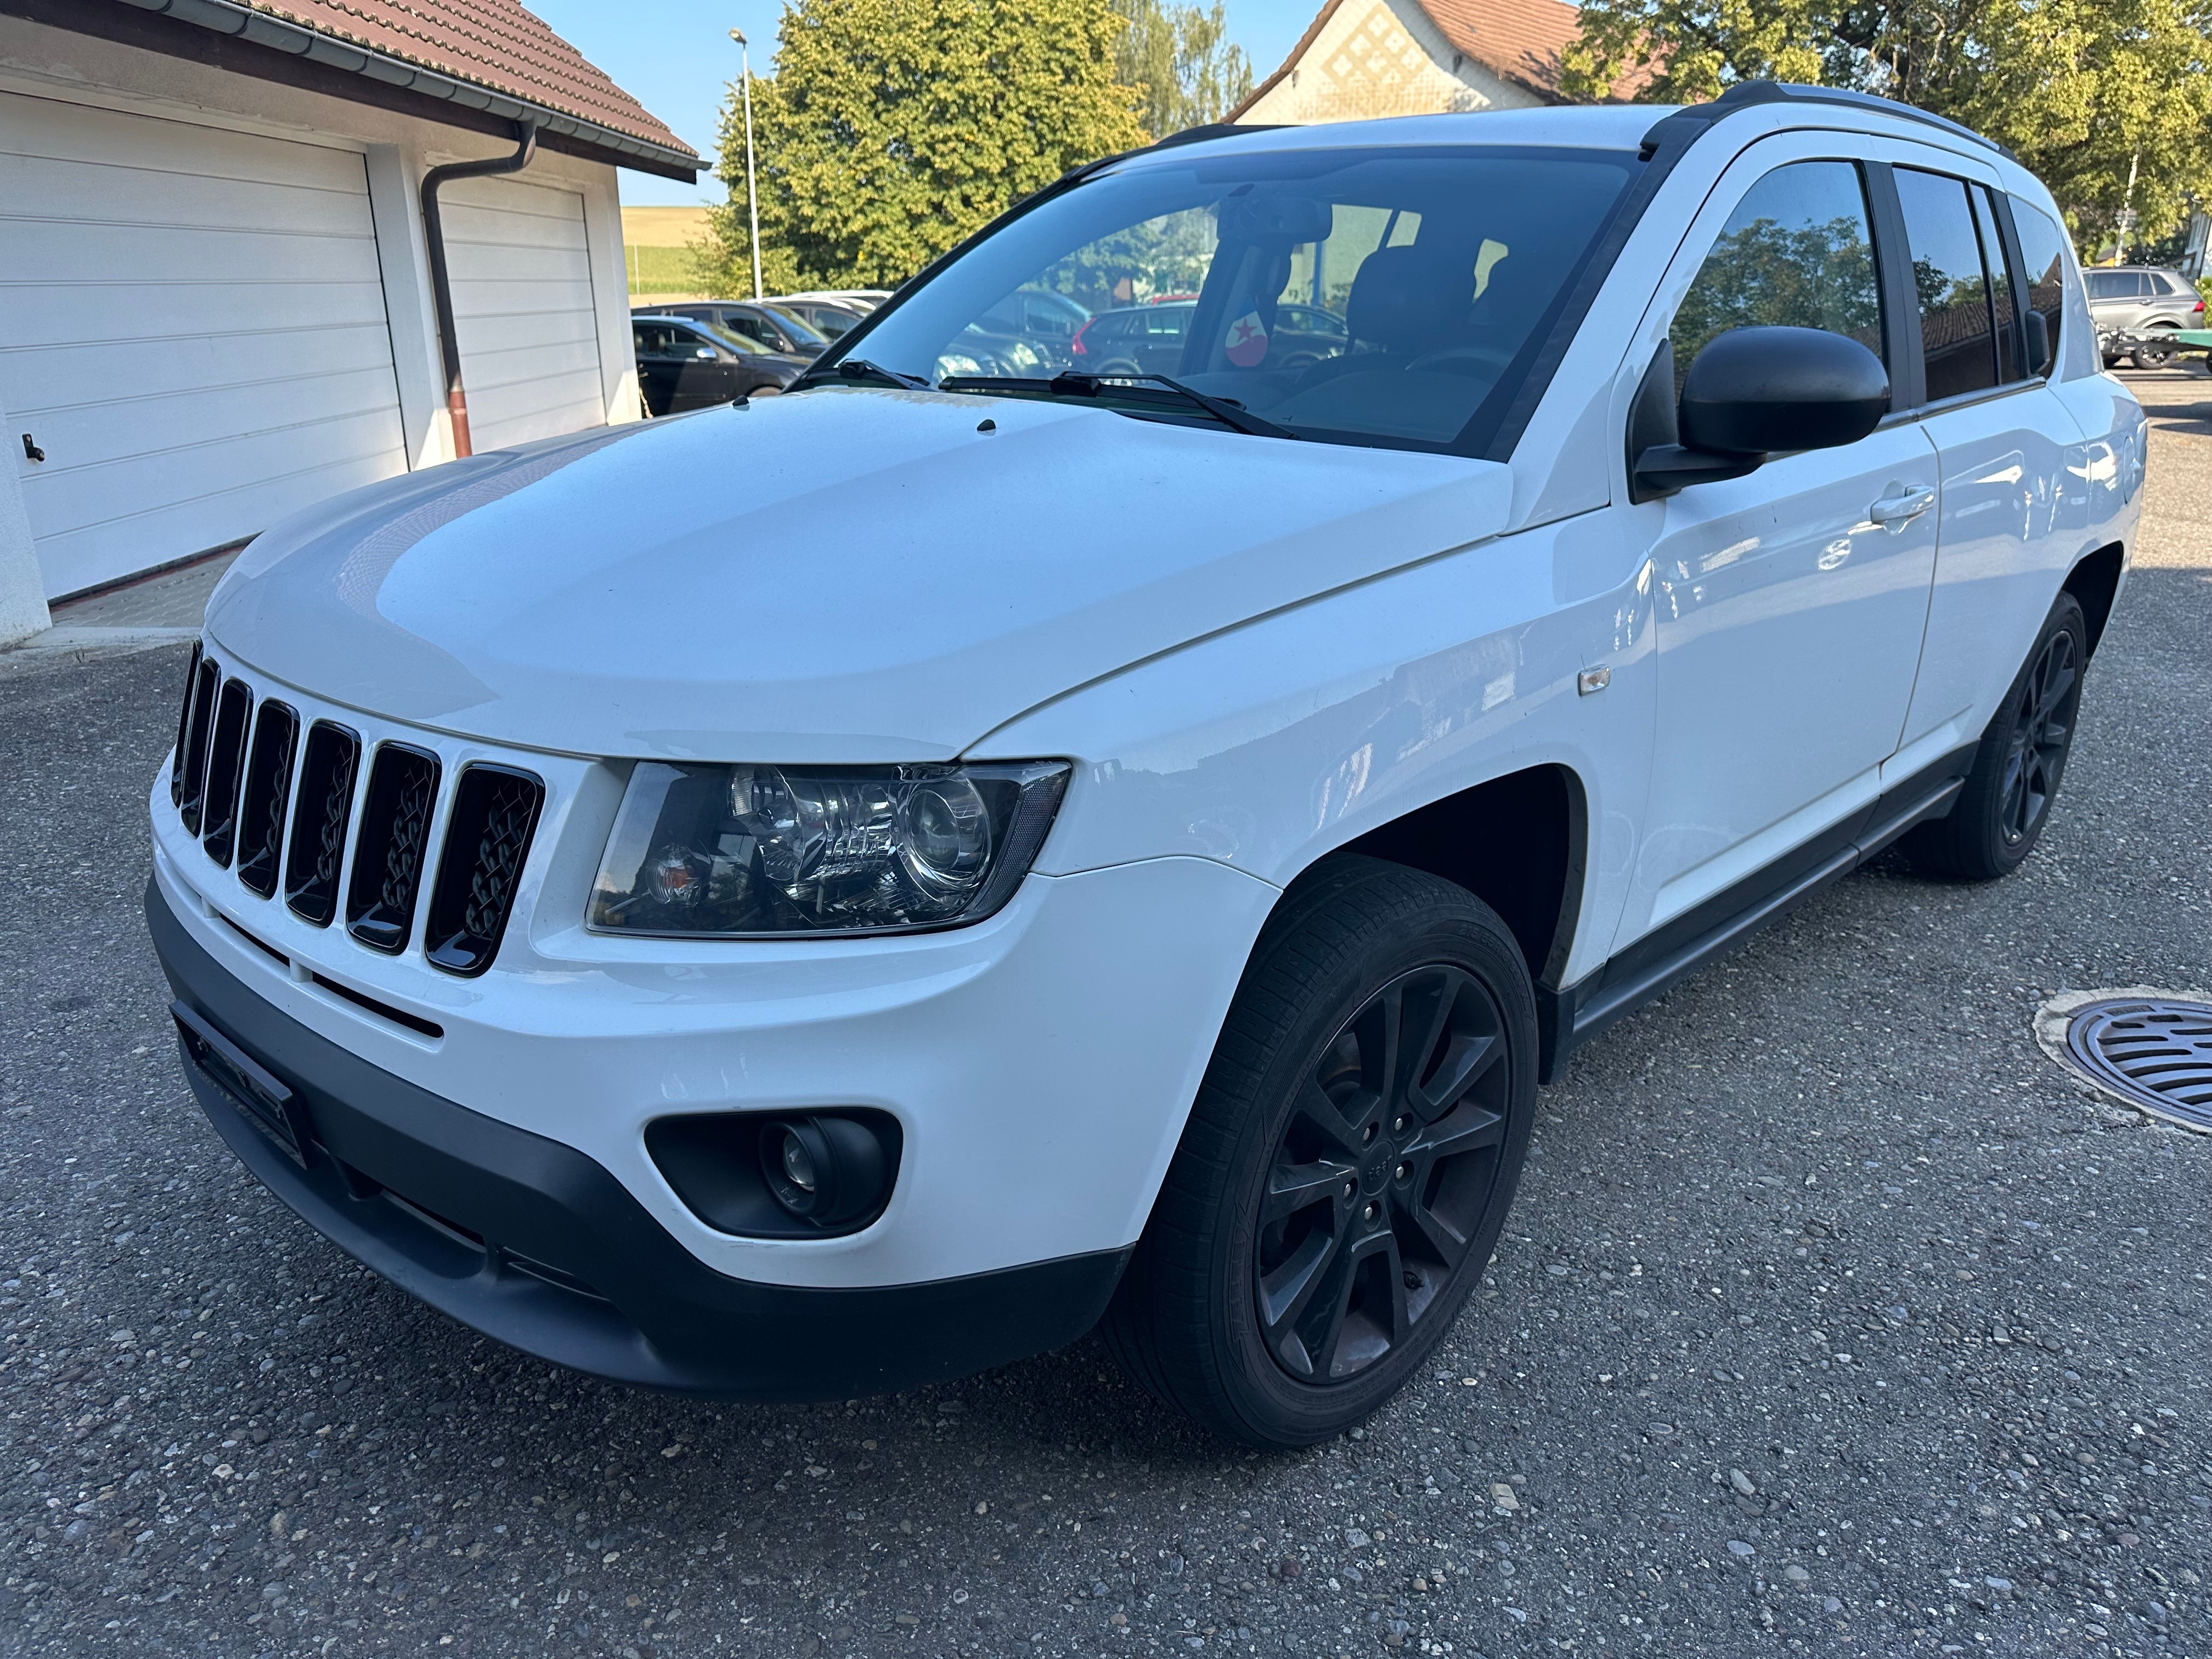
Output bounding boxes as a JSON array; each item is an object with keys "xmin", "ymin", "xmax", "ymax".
[{"xmin": 2035, "ymin": 989, "xmax": 2212, "ymax": 1133}]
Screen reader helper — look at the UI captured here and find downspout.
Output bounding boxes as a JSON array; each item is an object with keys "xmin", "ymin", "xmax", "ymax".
[{"xmin": 420, "ymin": 122, "xmax": 537, "ymax": 459}]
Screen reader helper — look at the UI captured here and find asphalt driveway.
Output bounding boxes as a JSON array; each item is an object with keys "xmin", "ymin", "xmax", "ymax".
[{"xmin": 2, "ymin": 371, "xmax": 2206, "ymax": 1659}]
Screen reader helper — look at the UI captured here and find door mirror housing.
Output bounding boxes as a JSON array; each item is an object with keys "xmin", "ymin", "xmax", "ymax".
[{"xmin": 1629, "ymin": 325, "xmax": 1891, "ymax": 503}]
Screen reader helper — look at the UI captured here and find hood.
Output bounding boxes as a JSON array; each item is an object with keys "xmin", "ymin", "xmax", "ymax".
[{"xmin": 207, "ymin": 388, "xmax": 1511, "ymax": 762}]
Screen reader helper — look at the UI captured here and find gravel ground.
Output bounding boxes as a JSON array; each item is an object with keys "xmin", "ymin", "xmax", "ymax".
[{"xmin": 2, "ymin": 374, "xmax": 2207, "ymax": 1659}]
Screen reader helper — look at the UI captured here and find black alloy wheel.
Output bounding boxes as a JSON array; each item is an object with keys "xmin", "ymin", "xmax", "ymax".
[
  {"xmin": 1998, "ymin": 625, "xmax": 2080, "ymax": 849},
  {"xmin": 1256, "ymin": 964, "xmax": 1510, "ymax": 1383},
  {"xmin": 1102, "ymin": 856, "xmax": 1537, "ymax": 1446},
  {"xmin": 1904, "ymin": 590, "xmax": 2089, "ymax": 881}
]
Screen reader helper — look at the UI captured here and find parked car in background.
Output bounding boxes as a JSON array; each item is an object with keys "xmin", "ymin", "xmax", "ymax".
[
  {"xmin": 2086, "ymin": 266, "xmax": 2205, "ymax": 366},
  {"xmin": 1070, "ymin": 298, "xmax": 1348, "ymax": 377},
  {"xmin": 653, "ymin": 301, "xmax": 830, "ymax": 359},
  {"xmin": 630, "ymin": 315, "xmax": 802, "ymax": 414},
  {"xmin": 769, "ymin": 297, "xmax": 868, "ymax": 341},
  {"xmin": 782, "ymin": 288, "xmax": 894, "ymax": 313}
]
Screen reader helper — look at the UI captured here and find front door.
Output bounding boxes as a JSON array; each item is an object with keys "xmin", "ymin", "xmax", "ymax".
[{"xmin": 1619, "ymin": 153, "xmax": 1941, "ymax": 949}]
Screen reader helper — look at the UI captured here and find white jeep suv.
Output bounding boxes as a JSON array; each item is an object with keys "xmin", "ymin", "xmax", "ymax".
[{"xmin": 148, "ymin": 83, "xmax": 2143, "ymax": 1446}]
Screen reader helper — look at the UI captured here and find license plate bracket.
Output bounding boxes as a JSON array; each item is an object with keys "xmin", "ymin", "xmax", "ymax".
[{"xmin": 171, "ymin": 1000, "xmax": 312, "ymax": 1166}]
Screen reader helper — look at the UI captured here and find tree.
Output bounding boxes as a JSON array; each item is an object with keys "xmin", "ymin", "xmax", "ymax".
[
  {"xmin": 1111, "ymin": 0, "xmax": 1255, "ymax": 141},
  {"xmin": 1562, "ymin": 0, "xmax": 2212, "ymax": 250},
  {"xmin": 698, "ymin": 0, "xmax": 1148, "ymax": 294}
]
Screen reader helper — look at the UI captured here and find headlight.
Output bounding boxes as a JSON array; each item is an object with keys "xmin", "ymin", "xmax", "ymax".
[{"xmin": 589, "ymin": 760, "xmax": 1069, "ymax": 937}]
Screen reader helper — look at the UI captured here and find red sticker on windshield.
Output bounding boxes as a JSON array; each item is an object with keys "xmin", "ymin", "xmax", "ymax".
[{"xmin": 1224, "ymin": 309, "xmax": 1270, "ymax": 368}]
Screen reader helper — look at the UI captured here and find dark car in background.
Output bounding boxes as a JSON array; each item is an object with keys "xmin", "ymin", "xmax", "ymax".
[
  {"xmin": 1070, "ymin": 299, "xmax": 1348, "ymax": 378},
  {"xmin": 631, "ymin": 315, "xmax": 804, "ymax": 415},
  {"xmin": 654, "ymin": 301, "xmax": 830, "ymax": 358}
]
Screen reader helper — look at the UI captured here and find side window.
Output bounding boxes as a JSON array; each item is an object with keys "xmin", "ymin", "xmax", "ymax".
[
  {"xmin": 1971, "ymin": 185, "xmax": 2019, "ymax": 382},
  {"xmin": 1894, "ymin": 167, "xmax": 1997, "ymax": 402},
  {"xmin": 1671, "ymin": 160, "xmax": 1885, "ymax": 398},
  {"xmin": 2084, "ymin": 271, "xmax": 2120, "ymax": 301},
  {"xmin": 634, "ymin": 324, "xmax": 675, "ymax": 357},
  {"xmin": 2008, "ymin": 198, "xmax": 2069, "ymax": 374},
  {"xmin": 724, "ymin": 314, "xmax": 771, "ymax": 347}
]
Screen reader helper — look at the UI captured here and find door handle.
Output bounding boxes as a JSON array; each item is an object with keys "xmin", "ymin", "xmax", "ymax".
[{"xmin": 1869, "ymin": 485, "xmax": 1936, "ymax": 525}]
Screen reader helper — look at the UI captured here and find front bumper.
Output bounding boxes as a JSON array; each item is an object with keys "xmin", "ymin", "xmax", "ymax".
[{"xmin": 151, "ymin": 881, "xmax": 1129, "ymax": 1398}]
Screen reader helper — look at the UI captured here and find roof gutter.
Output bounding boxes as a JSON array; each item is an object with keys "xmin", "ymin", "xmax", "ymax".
[
  {"xmin": 421, "ymin": 121, "xmax": 536, "ymax": 459},
  {"xmin": 111, "ymin": 0, "xmax": 698, "ymax": 178}
]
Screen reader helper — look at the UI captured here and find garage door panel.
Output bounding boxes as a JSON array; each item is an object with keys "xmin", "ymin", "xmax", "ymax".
[
  {"xmin": 0, "ymin": 211, "xmax": 385, "ymax": 286},
  {"xmin": 19, "ymin": 368, "xmax": 411, "ymax": 475},
  {"xmin": 443, "ymin": 176, "xmax": 607, "ymax": 456},
  {"xmin": 1, "ymin": 155, "xmax": 382, "ymax": 244},
  {"xmin": 4, "ymin": 325, "xmax": 401, "ymax": 415},
  {"xmin": 1, "ymin": 279, "xmax": 394, "ymax": 355},
  {"xmin": 0, "ymin": 91, "xmax": 407, "ymax": 597},
  {"xmin": 0, "ymin": 95, "xmax": 373, "ymax": 193}
]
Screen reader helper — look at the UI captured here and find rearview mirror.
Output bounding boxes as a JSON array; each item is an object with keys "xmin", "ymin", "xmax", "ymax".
[{"xmin": 1629, "ymin": 326, "xmax": 1890, "ymax": 501}]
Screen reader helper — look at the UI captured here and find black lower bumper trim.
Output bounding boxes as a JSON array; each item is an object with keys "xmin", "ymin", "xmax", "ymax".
[{"xmin": 146, "ymin": 878, "xmax": 1128, "ymax": 1399}]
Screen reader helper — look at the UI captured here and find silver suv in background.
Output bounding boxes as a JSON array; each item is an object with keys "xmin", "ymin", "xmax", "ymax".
[{"xmin": 2086, "ymin": 265, "xmax": 2204, "ymax": 365}]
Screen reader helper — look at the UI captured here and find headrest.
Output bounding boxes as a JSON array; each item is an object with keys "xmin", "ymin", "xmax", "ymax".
[{"xmin": 1346, "ymin": 245, "xmax": 1470, "ymax": 353}]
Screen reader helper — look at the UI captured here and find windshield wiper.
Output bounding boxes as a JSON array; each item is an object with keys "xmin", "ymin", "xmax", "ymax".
[
  {"xmin": 798, "ymin": 357, "xmax": 933, "ymax": 392},
  {"xmin": 937, "ymin": 370, "xmax": 1298, "ymax": 439}
]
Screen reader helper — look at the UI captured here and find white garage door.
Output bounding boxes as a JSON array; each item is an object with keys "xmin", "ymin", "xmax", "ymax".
[
  {"xmin": 0, "ymin": 92, "xmax": 409, "ymax": 599},
  {"xmin": 439, "ymin": 175, "xmax": 607, "ymax": 454}
]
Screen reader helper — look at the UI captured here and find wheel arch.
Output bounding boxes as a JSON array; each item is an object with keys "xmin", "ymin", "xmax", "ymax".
[{"xmin": 2064, "ymin": 541, "xmax": 2125, "ymax": 656}]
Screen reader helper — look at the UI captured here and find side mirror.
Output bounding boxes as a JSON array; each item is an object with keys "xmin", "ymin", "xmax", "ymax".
[
  {"xmin": 1630, "ymin": 325, "xmax": 1890, "ymax": 502},
  {"xmin": 2023, "ymin": 309, "xmax": 2051, "ymax": 375}
]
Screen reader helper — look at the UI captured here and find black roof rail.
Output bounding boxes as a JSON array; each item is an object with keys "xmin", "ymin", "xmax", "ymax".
[
  {"xmin": 1639, "ymin": 81, "xmax": 2014, "ymax": 163},
  {"xmin": 1149, "ymin": 121, "xmax": 1282, "ymax": 151}
]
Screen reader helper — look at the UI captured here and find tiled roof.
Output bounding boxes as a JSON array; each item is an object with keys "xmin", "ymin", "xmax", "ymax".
[
  {"xmin": 227, "ymin": 1, "xmax": 694, "ymax": 157},
  {"xmin": 1234, "ymin": 0, "xmax": 1646, "ymax": 118}
]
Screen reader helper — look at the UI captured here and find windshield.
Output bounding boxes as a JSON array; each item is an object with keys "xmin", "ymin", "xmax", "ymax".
[
  {"xmin": 830, "ymin": 144, "xmax": 1637, "ymax": 452},
  {"xmin": 695, "ymin": 320, "xmax": 770, "ymax": 356}
]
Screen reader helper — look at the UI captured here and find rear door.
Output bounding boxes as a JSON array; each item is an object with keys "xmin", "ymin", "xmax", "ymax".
[
  {"xmin": 1891, "ymin": 167, "xmax": 2084, "ymax": 766},
  {"xmin": 1613, "ymin": 144, "xmax": 1942, "ymax": 951}
]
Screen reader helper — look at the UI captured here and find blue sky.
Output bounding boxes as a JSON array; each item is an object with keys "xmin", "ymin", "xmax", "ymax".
[{"xmin": 528, "ymin": 0, "xmax": 1319, "ymax": 206}]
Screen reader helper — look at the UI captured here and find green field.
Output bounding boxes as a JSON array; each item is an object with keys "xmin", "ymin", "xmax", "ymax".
[{"xmin": 623, "ymin": 243, "xmax": 702, "ymax": 296}]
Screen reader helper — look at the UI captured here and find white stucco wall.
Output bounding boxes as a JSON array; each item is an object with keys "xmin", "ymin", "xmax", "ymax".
[{"xmin": 1240, "ymin": 0, "xmax": 1547, "ymax": 125}]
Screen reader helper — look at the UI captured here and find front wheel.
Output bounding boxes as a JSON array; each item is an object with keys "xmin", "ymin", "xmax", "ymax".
[
  {"xmin": 1903, "ymin": 591, "xmax": 2087, "ymax": 880},
  {"xmin": 2130, "ymin": 338, "xmax": 2178, "ymax": 369},
  {"xmin": 1102, "ymin": 856, "xmax": 1537, "ymax": 1446}
]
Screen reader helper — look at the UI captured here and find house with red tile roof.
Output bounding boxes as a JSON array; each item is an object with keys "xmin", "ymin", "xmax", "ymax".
[
  {"xmin": 0, "ymin": 0, "xmax": 700, "ymax": 632},
  {"xmin": 1232, "ymin": 0, "xmax": 1628, "ymax": 125}
]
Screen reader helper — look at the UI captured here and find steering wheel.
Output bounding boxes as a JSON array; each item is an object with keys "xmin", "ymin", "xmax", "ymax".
[{"xmin": 1405, "ymin": 343, "xmax": 1516, "ymax": 379}]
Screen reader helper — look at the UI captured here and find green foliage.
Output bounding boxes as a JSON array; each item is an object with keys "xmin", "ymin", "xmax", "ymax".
[
  {"xmin": 1111, "ymin": 0, "xmax": 1254, "ymax": 141},
  {"xmin": 622, "ymin": 243, "xmax": 708, "ymax": 296},
  {"xmin": 1673, "ymin": 213, "xmax": 1882, "ymax": 379},
  {"xmin": 1562, "ymin": 0, "xmax": 2212, "ymax": 249},
  {"xmin": 698, "ymin": 0, "xmax": 1148, "ymax": 293}
]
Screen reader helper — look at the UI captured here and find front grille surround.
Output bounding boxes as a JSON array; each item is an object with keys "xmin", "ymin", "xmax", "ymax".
[
  {"xmin": 170, "ymin": 646, "xmax": 558, "ymax": 985},
  {"xmin": 345, "ymin": 744, "xmax": 443, "ymax": 955}
]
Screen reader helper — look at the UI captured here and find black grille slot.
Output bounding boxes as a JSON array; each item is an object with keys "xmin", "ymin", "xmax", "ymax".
[
  {"xmin": 176, "ymin": 655, "xmax": 220, "ymax": 836},
  {"xmin": 234, "ymin": 702, "xmax": 299, "ymax": 898},
  {"xmin": 345, "ymin": 744, "xmax": 442, "ymax": 953},
  {"xmin": 198, "ymin": 679, "xmax": 253, "ymax": 867},
  {"xmin": 170, "ymin": 643, "xmax": 202, "ymax": 806},
  {"xmin": 284, "ymin": 721, "xmax": 360, "ymax": 927},
  {"xmin": 424, "ymin": 765, "xmax": 544, "ymax": 977}
]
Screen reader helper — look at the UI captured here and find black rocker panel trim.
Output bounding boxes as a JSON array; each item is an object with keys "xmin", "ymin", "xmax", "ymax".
[
  {"xmin": 1534, "ymin": 743, "xmax": 1976, "ymax": 1081},
  {"xmin": 148, "ymin": 879, "xmax": 1126, "ymax": 1400}
]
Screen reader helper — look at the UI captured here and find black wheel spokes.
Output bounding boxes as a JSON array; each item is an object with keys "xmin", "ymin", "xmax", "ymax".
[
  {"xmin": 2000, "ymin": 631, "xmax": 2081, "ymax": 844},
  {"xmin": 1256, "ymin": 963, "xmax": 1511, "ymax": 1384}
]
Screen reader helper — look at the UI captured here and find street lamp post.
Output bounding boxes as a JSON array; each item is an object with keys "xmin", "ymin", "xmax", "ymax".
[{"xmin": 730, "ymin": 27, "xmax": 763, "ymax": 301}]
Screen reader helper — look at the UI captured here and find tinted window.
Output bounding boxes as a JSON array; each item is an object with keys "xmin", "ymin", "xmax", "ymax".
[
  {"xmin": 1972, "ymin": 185, "xmax": 2019, "ymax": 382},
  {"xmin": 2157, "ymin": 270, "xmax": 2192, "ymax": 296},
  {"xmin": 2010, "ymin": 199, "xmax": 2068, "ymax": 371},
  {"xmin": 634, "ymin": 324, "xmax": 678, "ymax": 356},
  {"xmin": 2084, "ymin": 271, "xmax": 2120, "ymax": 300},
  {"xmin": 1895, "ymin": 168, "xmax": 1996, "ymax": 402},
  {"xmin": 842, "ymin": 146, "xmax": 1637, "ymax": 452},
  {"xmin": 1671, "ymin": 160, "xmax": 1884, "ymax": 399}
]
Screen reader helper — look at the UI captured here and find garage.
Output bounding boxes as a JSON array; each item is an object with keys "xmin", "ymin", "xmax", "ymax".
[
  {"xmin": 0, "ymin": 89, "xmax": 410, "ymax": 599},
  {"xmin": 439, "ymin": 174, "xmax": 608, "ymax": 454}
]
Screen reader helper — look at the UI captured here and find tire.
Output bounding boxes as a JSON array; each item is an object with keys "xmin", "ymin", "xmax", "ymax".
[
  {"xmin": 1902, "ymin": 591, "xmax": 2087, "ymax": 881},
  {"xmin": 2130, "ymin": 340, "xmax": 2177, "ymax": 369},
  {"xmin": 1101, "ymin": 856, "xmax": 1537, "ymax": 1446}
]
